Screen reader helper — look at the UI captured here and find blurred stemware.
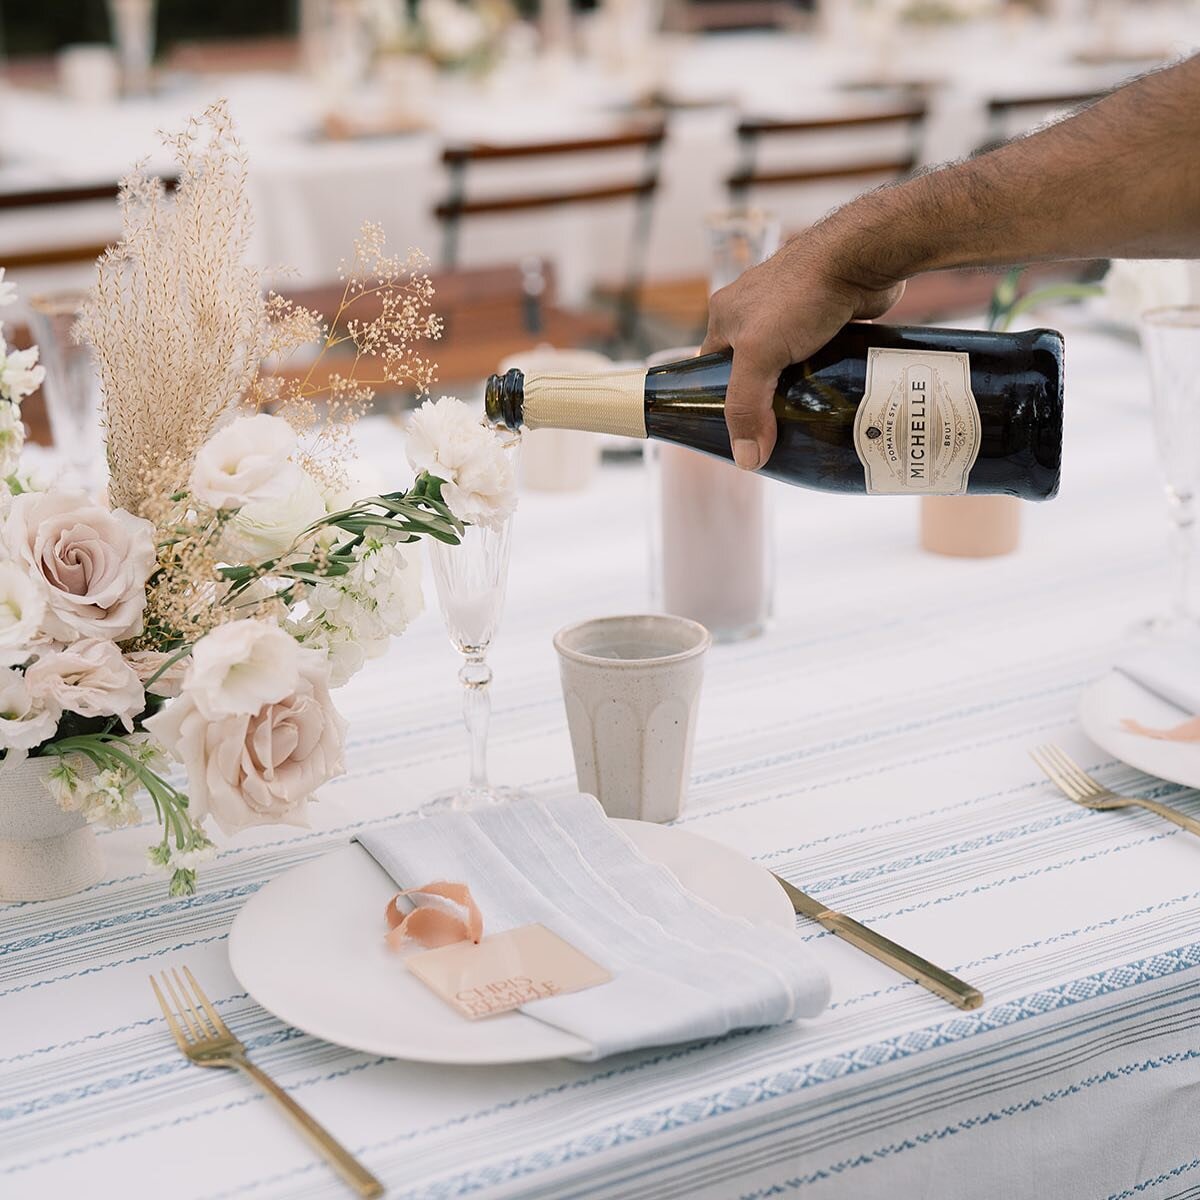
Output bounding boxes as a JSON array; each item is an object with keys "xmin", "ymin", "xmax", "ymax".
[
  {"xmin": 1141, "ymin": 306, "xmax": 1200, "ymax": 633},
  {"xmin": 428, "ymin": 440, "xmax": 525, "ymax": 809},
  {"xmin": 26, "ymin": 293, "xmax": 107, "ymax": 496}
]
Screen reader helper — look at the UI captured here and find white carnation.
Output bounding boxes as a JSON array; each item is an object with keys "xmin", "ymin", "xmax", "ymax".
[{"xmin": 406, "ymin": 397, "xmax": 516, "ymax": 530}]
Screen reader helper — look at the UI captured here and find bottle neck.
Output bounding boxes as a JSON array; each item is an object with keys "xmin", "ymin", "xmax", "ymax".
[{"xmin": 485, "ymin": 367, "xmax": 649, "ymax": 439}]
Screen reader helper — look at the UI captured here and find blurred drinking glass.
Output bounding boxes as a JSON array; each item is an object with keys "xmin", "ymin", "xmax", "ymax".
[
  {"xmin": 27, "ymin": 294, "xmax": 107, "ymax": 495},
  {"xmin": 106, "ymin": 0, "xmax": 156, "ymax": 96},
  {"xmin": 1142, "ymin": 307, "xmax": 1200, "ymax": 631},
  {"xmin": 707, "ymin": 207, "xmax": 781, "ymax": 293}
]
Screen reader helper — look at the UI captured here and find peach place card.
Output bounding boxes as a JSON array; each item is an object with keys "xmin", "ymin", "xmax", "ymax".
[{"xmin": 405, "ymin": 924, "xmax": 612, "ymax": 1020}]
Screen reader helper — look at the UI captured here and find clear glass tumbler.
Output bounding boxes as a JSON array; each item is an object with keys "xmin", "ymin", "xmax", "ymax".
[
  {"xmin": 1142, "ymin": 306, "xmax": 1200, "ymax": 632},
  {"xmin": 27, "ymin": 293, "xmax": 107, "ymax": 496}
]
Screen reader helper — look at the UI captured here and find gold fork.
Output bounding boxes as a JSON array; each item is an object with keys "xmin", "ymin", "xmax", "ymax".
[
  {"xmin": 1030, "ymin": 744, "xmax": 1200, "ymax": 838},
  {"xmin": 150, "ymin": 967, "xmax": 383, "ymax": 1198}
]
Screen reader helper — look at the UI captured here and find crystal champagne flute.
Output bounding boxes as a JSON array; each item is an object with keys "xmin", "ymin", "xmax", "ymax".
[{"xmin": 1142, "ymin": 306, "xmax": 1200, "ymax": 631}]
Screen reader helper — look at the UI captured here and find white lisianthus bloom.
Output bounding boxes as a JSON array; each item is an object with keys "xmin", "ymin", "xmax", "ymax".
[
  {"xmin": 0, "ymin": 338, "xmax": 46, "ymax": 405},
  {"xmin": 0, "ymin": 403, "xmax": 25, "ymax": 479},
  {"xmin": 406, "ymin": 397, "xmax": 517, "ymax": 530},
  {"xmin": 182, "ymin": 618, "xmax": 306, "ymax": 719},
  {"xmin": 220, "ymin": 463, "xmax": 327, "ymax": 562},
  {"xmin": 189, "ymin": 413, "xmax": 298, "ymax": 510},
  {"xmin": 0, "ymin": 268, "xmax": 16, "ymax": 308},
  {"xmin": 0, "ymin": 561, "xmax": 46, "ymax": 667},
  {"xmin": 25, "ymin": 639, "xmax": 146, "ymax": 732},
  {"xmin": 3, "ymin": 491, "xmax": 156, "ymax": 642},
  {"xmin": 124, "ymin": 649, "xmax": 190, "ymax": 699},
  {"xmin": 0, "ymin": 667, "xmax": 60, "ymax": 750}
]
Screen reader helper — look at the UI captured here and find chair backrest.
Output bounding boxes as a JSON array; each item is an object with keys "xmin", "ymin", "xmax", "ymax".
[
  {"xmin": 983, "ymin": 90, "xmax": 1101, "ymax": 148},
  {"xmin": 435, "ymin": 123, "xmax": 666, "ymax": 345},
  {"xmin": 664, "ymin": 0, "xmax": 803, "ymax": 32},
  {"xmin": 0, "ymin": 177, "xmax": 178, "ymax": 270},
  {"xmin": 728, "ymin": 103, "xmax": 927, "ymax": 200}
]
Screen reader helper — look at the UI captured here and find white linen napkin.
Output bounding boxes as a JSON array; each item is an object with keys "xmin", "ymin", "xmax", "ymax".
[
  {"xmin": 1114, "ymin": 638, "xmax": 1200, "ymax": 714},
  {"xmin": 356, "ymin": 794, "xmax": 830, "ymax": 1061}
]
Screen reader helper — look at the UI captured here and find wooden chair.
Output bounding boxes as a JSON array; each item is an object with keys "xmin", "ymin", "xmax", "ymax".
[
  {"xmin": 982, "ymin": 90, "xmax": 1102, "ymax": 149},
  {"xmin": 434, "ymin": 123, "xmax": 667, "ymax": 349},
  {"xmin": 728, "ymin": 103, "xmax": 927, "ymax": 204},
  {"xmin": 663, "ymin": 0, "xmax": 806, "ymax": 32},
  {"xmin": 0, "ymin": 177, "xmax": 178, "ymax": 270}
]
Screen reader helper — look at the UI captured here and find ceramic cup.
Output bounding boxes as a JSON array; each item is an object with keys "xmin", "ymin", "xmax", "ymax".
[{"xmin": 553, "ymin": 614, "xmax": 710, "ymax": 822}]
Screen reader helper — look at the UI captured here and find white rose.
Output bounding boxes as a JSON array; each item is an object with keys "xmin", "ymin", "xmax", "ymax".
[
  {"xmin": 26, "ymin": 639, "xmax": 146, "ymax": 732},
  {"xmin": 0, "ymin": 338, "xmax": 45, "ymax": 405},
  {"xmin": 124, "ymin": 649, "xmax": 190, "ymax": 699},
  {"xmin": 3, "ymin": 491, "xmax": 156, "ymax": 642},
  {"xmin": 0, "ymin": 403, "xmax": 24, "ymax": 478},
  {"xmin": 183, "ymin": 618, "xmax": 305, "ymax": 719},
  {"xmin": 220, "ymin": 464, "xmax": 327, "ymax": 562},
  {"xmin": 0, "ymin": 560, "xmax": 46, "ymax": 667},
  {"xmin": 0, "ymin": 667, "xmax": 59, "ymax": 750},
  {"xmin": 146, "ymin": 648, "xmax": 346, "ymax": 835},
  {"xmin": 189, "ymin": 414, "xmax": 298, "ymax": 511}
]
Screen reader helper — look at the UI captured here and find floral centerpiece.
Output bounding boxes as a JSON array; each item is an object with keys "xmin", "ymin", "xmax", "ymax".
[{"xmin": 0, "ymin": 102, "xmax": 516, "ymax": 898}]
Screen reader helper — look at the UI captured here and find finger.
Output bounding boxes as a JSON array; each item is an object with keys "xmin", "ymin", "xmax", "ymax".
[
  {"xmin": 725, "ymin": 345, "xmax": 782, "ymax": 470},
  {"xmin": 699, "ymin": 286, "xmax": 734, "ymax": 357}
]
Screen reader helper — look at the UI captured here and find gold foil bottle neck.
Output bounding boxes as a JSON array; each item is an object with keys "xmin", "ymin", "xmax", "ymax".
[{"xmin": 521, "ymin": 369, "xmax": 648, "ymax": 439}]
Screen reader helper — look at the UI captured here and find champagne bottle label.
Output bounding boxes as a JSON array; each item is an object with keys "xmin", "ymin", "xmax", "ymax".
[{"xmin": 852, "ymin": 347, "xmax": 981, "ymax": 495}]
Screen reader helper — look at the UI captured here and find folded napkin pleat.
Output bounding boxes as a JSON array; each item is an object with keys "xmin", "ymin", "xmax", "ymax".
[
  {"xmin": 1115, "ymin": 638, "xmax": 1200, "ymax": 714},
  {"xmin": 356, "ymin": 795, "xmax": 830, "ymax": 1060}
]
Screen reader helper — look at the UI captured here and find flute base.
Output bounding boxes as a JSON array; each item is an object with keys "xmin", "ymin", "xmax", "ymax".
[{"xmin": 424, "ymin": 783, "xmax": 531, "ymax": 814}]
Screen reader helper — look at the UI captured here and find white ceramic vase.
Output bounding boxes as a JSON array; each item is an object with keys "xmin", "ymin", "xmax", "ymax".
[{"xmin": 0, "ymin": 754, "xmax": 103, "ymax": 902}]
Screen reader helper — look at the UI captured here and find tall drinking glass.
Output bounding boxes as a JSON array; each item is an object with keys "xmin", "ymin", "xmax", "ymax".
[
  {"xmin": 428, "ymin": 440, "xmax": 524, "ymax": 808},
  {"xmin": 27, "ymin": 293, "xmax": 107, "ymax": 495},
  {"xmin": 1142, "ymin": 307, "xmax": 1200, "ymax": 631}
]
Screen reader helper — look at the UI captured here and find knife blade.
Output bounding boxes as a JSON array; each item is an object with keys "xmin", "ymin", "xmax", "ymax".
[{"xmin": 771, "ymin": 872, "xmax": 983, "ymax": 1011}]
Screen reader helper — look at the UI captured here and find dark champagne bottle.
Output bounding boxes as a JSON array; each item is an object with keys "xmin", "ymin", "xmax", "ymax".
[{"xmin": 485, "ymin": 322, "xmax": 1064, "ymax": 500}]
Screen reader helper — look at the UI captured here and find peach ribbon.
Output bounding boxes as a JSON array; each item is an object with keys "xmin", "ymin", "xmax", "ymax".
[
  {"xmin": 384, "ymin": 881, "xmax": 483, "ymax": 950},
  {"xmin": 1121, "ymin": 715, "xmax": 1200, "ymax": 742}
]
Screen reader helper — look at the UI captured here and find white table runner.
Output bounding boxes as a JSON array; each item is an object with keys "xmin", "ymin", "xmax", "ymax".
[{"xmin": 4, "ymin": 325, "xmax": 1200, "ymax": 1198}]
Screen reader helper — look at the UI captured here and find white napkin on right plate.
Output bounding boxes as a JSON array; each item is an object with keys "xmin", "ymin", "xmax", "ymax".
[{"xmin": 1114, "ymin": 638, "xmax": 1200, "ymax": 714}]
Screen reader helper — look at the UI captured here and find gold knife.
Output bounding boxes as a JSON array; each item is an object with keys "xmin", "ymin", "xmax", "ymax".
[{"xmin": 772, "ymin": 872, "xmax": 983, "ymax": 1011}]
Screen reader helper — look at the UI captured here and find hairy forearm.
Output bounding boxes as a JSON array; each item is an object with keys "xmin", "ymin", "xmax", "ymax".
[{"xmin": 826, "ymin": 53, "xmax": 1200, "ymax": 289}]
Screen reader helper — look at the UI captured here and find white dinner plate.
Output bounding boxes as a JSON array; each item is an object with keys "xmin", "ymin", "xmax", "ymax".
[
  {"xmin": 1079, "ymin": 671, "xmax": 1200, "ymax": 789},
  {"xmin": 228, "ymin": 819, "xmax": 795, "ymax": 1065}
]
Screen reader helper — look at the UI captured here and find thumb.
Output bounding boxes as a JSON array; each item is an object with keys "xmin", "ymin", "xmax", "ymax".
[{"xmin": 724, "ymin": 348, "xmax": 782, "ymax": 470}]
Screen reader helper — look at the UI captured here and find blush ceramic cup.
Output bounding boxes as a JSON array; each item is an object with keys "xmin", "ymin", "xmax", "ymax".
[{"xmin": 553, "ymin": 614, "xmax": 710, "ymax": 823}]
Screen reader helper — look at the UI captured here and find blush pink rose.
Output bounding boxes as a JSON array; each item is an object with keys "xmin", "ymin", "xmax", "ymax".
[
  {"xmin": 146, "ymin": 646, "xmax": 346, "ymax": 835},
  {"xmin": 3, "ymin": 492, "xmax": 156, "ymax": 642}
]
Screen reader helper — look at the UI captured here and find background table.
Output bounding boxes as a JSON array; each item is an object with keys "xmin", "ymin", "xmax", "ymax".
[{"xmin": 5, "ymin": 318, "xmax": 1200, "ymax": 1198}]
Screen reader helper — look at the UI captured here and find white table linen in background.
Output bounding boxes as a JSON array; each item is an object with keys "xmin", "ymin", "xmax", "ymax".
[
  {"xmin": 357, "ymin": 794, "xmax": 830, "ymax": 1060},
  {"xmin": 5, "ymin": 323, "xmax": 1200, "ymax": 1198},
  {"xmin": 4, "ymin": 16, "xmax": 1197, "ymax": 296}
]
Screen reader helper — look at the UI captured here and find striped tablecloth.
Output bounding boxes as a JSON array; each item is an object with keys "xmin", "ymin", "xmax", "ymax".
[{"xmin": 5, "ymin": 324, "xmax": 1200, "ymax": 1200}]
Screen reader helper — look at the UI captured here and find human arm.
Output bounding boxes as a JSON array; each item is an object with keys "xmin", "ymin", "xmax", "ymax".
[{"xmin": 703, "ymin": 53, "xmax": 1200, "ymax": 469}]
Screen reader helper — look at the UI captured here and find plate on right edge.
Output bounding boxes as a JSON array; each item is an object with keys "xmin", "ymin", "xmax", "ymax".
[{"xmin": 1078, "ymin": 671, "xmax": 1200, "ymax": 790}]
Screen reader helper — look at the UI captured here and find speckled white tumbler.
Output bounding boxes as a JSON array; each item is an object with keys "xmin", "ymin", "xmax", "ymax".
[
  {"xmin": 0, "ymin": 754, "xmax": 103, "ymax": 901},
  {"xmin": 554, "ymin": 614, "xmax": 710, "ymax": 823}
]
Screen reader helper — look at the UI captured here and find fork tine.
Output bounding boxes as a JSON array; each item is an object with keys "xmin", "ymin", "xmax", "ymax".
[
  {"xmin": 183, "ymin": 966, "xmax": 232, "ymax": 1040},
  {"xmin": 171, "ymin": 967, "xmax": 220, "ymax": 1041},
  {"xmin": 162, "ymin": 969, "xmax": 205, "ymax": 1041},
  {"xmin": 1044, "ymin": 745, "xmax": 1106, "ymax": 798},
  {"xmin": 150, "ymin": 974, "xmax": 192, "ymax": 1051},
  {"xmin": 1031, "ymin": 745, "xmax": 1085, "ymax": 800}
]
